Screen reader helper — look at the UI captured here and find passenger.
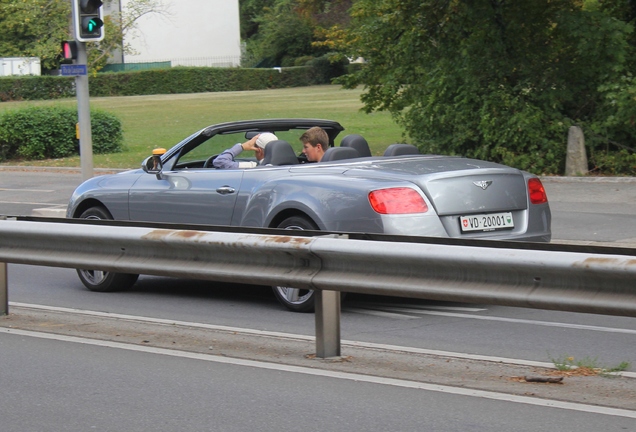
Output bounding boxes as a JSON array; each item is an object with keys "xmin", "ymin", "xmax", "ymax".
[
  {"xmin": 213, "ymin": 132, "xmax": 278, "ymax": 169},
  {"xmin": 300, "ymin": 126, "xmax": 329, "ymax": 162}
]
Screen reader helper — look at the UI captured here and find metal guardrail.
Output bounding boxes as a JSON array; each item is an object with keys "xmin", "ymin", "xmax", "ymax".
[{"xmin": 1, "ymin": 218, "xmax": 635, "ymax": 358}]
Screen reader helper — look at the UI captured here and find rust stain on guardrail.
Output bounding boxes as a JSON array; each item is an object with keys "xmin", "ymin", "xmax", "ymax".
[
  {"xmin": 573, "ymin": 257, "xmax": 636, "ymax": 268},
  {"xmin": 141, "ymin": 229, "xmax": 209, "ymax": 241},
  {"xmin": 139, "ymin": 230, "xmax": 313, "ymax": 247},
  {"xmin": 262, "ymin": 235, "xmax": 313, "ymax": 246}
]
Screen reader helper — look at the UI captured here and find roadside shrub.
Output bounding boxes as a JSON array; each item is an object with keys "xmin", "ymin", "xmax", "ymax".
[
  {"xmin": 0, "ymin": 64, "xmax": 345, "ymax": 101},
  {"xmin": 0, "ymin": 106, "xmax": 123, "ymax": 162},
  {"xmin": 0, "ymin": 76, "xmax": 75, "ymax": 102},
  {"xmin": 306, "ymin": 55, "xmax": 349, "ymax": 85}
]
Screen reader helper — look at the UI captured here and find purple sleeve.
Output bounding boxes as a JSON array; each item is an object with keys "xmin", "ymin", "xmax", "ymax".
[{"xmin": 212, "ymin": 143, "xmax": 243, "ymax": 169}]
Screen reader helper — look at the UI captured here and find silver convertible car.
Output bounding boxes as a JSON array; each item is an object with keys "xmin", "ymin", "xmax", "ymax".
[{"xmin": 67, "ymin": 118, "xmax": 551, "ymax": 312}]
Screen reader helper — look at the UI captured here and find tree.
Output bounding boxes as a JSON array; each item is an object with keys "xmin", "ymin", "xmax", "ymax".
[
  {"xmin": 0, "ymin": 0, "xmax": 70, "ymax": 72},
  {"xmin": 0, "ymin": 0, "xmax": 170, "ymax": 73},
  {"xmin": 240, "ymin": 0, "xmax": 352, "ymax": 67},
  {"xmin": 239, "ymin": 0, "xmax": 277, "ymax": 40},
  {"xmin": 339, "ymin": 0, "xmax": 636, "ymax": 174}
]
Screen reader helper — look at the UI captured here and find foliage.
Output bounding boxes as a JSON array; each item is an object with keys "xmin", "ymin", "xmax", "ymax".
[
  {"xmin": 241, "ymin": 0, "xmax": 352, "ymax": 68},
  {"xmin": 0, "ymin": 76, "xmax": 75, "ymax": 101},
  {"xmin": 90, "ymin": 66, "xmax": 319, "ymax": 96},
  {"xmin": 0, "ymin": 106, "xmax": 123, "ymax": 161},
  {"xmin": 0, "ymin": 0, "xmax": 170, "ymax": 74},
  {"xmin": 0, "ymin": 66, "xmax": 327, "ymax": 101},
  {"xmin": 244, "ymin": 0, "xmax": 315, "ymax": 66},
  {"xmin": 0, "ymin": 0, "xmax": 70, "ymax": 72},
  {"xmin": 239, "ymin": 0, "xmax": 277, "ymax": 40},
  {"xmin": 338, "ymin": 0, "xmax": 636, "ymax": 175},
  {"xmin": 550, "ymin": 353, "xmax": 631, "ymax": 376}
]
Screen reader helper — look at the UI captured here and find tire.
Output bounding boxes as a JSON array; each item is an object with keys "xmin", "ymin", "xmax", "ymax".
[
  {"xmin": 272, "ymin": 216, "xmax": 319, "ymax": 313},
  {"xmin": 75, "ymin": 206, "xmax": 139, "ymax": 292}
]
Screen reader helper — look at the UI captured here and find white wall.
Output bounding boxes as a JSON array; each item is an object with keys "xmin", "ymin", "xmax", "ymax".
[
  {"xmin": 0, "ymin": 58, "xmax": 41, "ymax": 76},
  {"xmin": 121, "ymin": 0, "xmax": 241, "ymax": 66}
]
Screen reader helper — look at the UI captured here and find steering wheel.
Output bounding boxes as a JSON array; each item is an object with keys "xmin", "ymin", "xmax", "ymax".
[{"xmin": 203, "ymin": 155, "xmax": 218, "ymax": 168}]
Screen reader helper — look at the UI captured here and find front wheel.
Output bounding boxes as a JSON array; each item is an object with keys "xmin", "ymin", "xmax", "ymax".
[{"xmin": 75, "ymin": 206, "xmax": 139, "ymax": 292}]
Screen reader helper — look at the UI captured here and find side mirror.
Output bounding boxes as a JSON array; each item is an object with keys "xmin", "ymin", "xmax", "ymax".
[{"xmin": 142, "ymin": 148, "xmax": 166, "ymax": 178}]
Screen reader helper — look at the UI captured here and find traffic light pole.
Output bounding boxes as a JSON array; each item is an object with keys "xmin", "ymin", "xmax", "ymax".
[
  {"xmin": 76, "ymin": 41, "xmax": 94, "ymax": 181},
  {"xmin": 71, "ymin": 0, "xmax": 104, "ymax": 182}
]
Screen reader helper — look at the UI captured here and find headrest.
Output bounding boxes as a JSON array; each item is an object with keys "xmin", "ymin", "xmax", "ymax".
[
  {"xmin": 321, "ymin": 146, "xmax": 360, "ymax": 162},
  {"xmin": 340, "ymin": 134, "xmax": 372, "ymax": 157},
  {"xmin": 261, "ymin": 140, "xmax": 299, "ymax": 166},
  {"xmin": 383, "ymin": 144, "xmax": 420, "ymax": 156}
]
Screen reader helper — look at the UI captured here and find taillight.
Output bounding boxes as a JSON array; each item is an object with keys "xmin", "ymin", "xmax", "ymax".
[
  {"xmin": 528, "ymin": 178, "xmax": 548, "ymax": 204},
  {"xmin": 368, "ymin": 188, "xmax": 429, "ymax": 214}
]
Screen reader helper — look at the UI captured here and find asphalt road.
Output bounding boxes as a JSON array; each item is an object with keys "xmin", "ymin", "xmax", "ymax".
[{"xmin": 1, "ymin": 328, "xmax": 634, "ymax": 432}]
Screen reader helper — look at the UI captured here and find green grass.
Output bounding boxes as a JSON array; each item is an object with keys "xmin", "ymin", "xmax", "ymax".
[
  {"xmin": 0, "ymin": 85, "xmax": 404, "ymax": 169},
  {"xmin": 550, "ymin": 354, "xmax": 631, "ymax": 376}
]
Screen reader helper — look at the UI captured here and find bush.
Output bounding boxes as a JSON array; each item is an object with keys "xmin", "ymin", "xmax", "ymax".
[
  {"xmin": 0, "ymin": 106, "xmax": 123, "ymax": 162},
  {"xmin": 0, "ymin": 66, "xmax": 332, "ymax": 101},
  {"xmin": 0, "ymin": 76, "xmax": 75, "ymax": 102},
  {"xmin": 306, "ymin": 55, "xmax": 349, "ymax": 85}
]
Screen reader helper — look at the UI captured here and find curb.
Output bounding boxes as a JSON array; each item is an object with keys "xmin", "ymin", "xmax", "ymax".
[{"xmin": 31, "ymin": 207, "xmax": 67, "ymax": 218}]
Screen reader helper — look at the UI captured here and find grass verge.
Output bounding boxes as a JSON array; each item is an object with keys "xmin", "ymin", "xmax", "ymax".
[{"xmin": 0, "ymin": 85, "xmax": 403, "ymax": 169}]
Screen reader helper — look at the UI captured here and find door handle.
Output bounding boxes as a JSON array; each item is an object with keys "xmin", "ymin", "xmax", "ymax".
[{"xmin": 216, "ymin": 186, "xmax": 236, "ymax": 195}]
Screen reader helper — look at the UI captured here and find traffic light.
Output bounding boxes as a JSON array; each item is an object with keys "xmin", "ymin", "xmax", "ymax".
[
  {"xmin": 72, "ymin": 0, "xmax": 105, "ymax": 42},
  {"xmin": 61, "ymin": 41, "xmax": 78, "ymax": 62}
]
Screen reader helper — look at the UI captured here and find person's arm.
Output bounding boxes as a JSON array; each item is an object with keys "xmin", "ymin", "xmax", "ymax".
[
  {"xmin": 213, "ymin": 136, "xmax": 260, "ymax": 169},
  {"xmin": 212, "ymin": 143, "xmax": 244, "ymax": 169}
]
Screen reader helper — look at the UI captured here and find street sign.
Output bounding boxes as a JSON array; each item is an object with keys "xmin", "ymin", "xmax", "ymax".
[{"xmin": 60, "ymin": 64, "xmax": 87, "ymax": 76}]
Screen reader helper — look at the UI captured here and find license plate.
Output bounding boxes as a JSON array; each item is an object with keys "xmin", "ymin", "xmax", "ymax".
[{"xmin": 459, "ymin": 212, "xmax": 514, "ymax": 232}]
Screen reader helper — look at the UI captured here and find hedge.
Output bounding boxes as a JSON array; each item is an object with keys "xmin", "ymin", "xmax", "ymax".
[
  {"xmin": 0, "ymin": 64, "xmax": 329, "ymax": 101},
  {"xmin": 0, "ymin": 106, "xmax": 123, "ymax": 161}
]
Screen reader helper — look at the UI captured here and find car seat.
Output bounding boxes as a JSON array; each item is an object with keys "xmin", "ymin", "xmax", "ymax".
[
  {"xmin": 383, "ymin": 144, "xmax": 420, "ymax": 156},
  {"xmin": 340, "ymin": 134, "xmax": 372, "ymax": 157},
  {"xmin": 261, "ymin": 140, "xmax": 299, "ymax": 166},
  {"xmin": 321, "ymin": 146, "xmax": 360, "ymax": 162}
]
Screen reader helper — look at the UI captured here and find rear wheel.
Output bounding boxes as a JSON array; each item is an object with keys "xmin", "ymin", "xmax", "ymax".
[
  {"xmin": 76, "ymin": 206, "xmax": 139, "ymax": 292},
  {"xmin": 272, "ymin": 216, "xmax": 319, "ymax": 312}
]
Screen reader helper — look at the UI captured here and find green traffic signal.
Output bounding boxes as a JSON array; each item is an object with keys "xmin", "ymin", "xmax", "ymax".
[
  {"xmin": 73, "ymin": 0, "xmax": 105, "ymax": 42},
  {"xmin": 81, "ymin": 17, "xmax": 104, "ymax": 35}
]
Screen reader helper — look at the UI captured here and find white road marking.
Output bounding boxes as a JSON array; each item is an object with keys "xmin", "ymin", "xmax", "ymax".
[
  {"xmin": 349, "ymin": 302, "xmax": 487, "ymax": 312},
  {"xmin": 375, "ymin": 306, "xmax": 636, "ymax": 335},
  {"xmin": 0, "ymin": 188, "xmax": 55, "ymax": 192},
  {"xmin": 1, "ymin": 326, "xmax": 634, "ymax": 419},
  {"xmin": 346, "ymin": 307, "xmax": 421, "ymax": 319},
  {"xmin": 0, "ymin": 201, "xmax": 64, "ymax": 205}
]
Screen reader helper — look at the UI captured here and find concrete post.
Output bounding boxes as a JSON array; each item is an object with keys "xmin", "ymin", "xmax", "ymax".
[{"xmin": 565, "ymin": 126, "xmax": 588, "ymax": 176}]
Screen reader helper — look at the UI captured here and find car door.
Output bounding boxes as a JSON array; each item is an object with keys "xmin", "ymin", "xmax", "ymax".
[{"xmin": 128, "ymin": 169, "xmax": 244, "ymax": 225}]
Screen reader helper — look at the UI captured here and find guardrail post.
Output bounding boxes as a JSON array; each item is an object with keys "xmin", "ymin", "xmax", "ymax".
[
  {"xmin": 314, "ymin": 289, "xmax": 341, "ymax": 358},
  {"xmin": 0, "ymin": 262, "xmax": 7, "ymax": 316}
]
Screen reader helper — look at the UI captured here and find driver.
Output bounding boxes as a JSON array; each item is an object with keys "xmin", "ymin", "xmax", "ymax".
[{"xmin": 213, "ymin": 132, "xmax": 278, "ymax": 169}]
